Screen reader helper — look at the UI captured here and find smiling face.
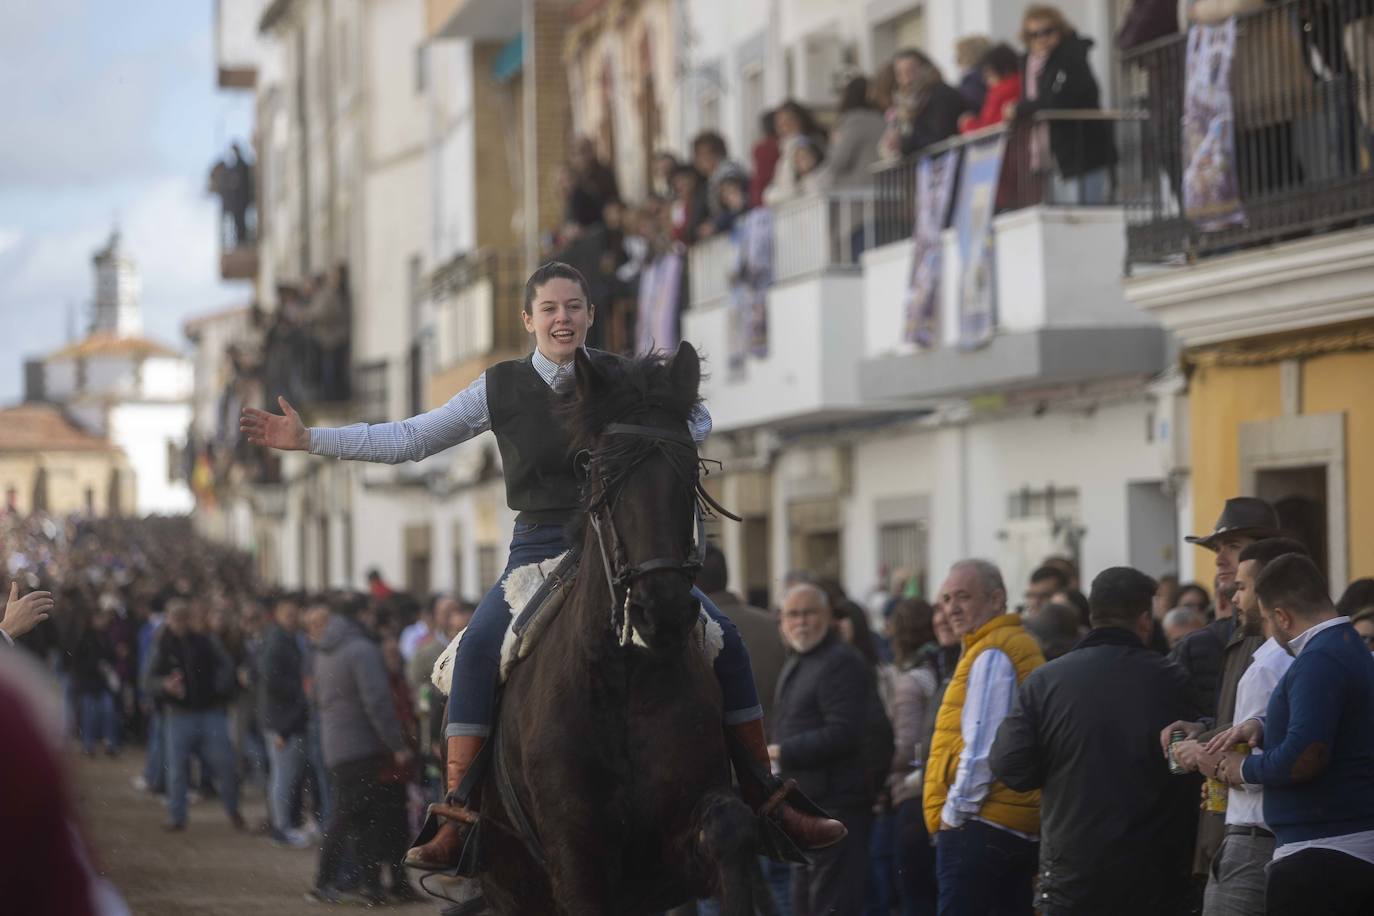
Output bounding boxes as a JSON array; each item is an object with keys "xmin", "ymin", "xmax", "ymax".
[{"xmin": 523, "ymin": 276, "xmax": 594, "ymax": 364}]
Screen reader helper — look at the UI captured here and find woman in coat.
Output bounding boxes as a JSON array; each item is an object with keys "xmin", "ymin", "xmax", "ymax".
[{"xmin": 1014, "ymin": 5, "xmax": 1117, "ymax": 203}]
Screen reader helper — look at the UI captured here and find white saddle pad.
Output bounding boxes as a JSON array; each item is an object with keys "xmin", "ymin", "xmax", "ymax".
[{"xmin": 430, "ymin": 552, "xmax": 723, "ymax": 695}]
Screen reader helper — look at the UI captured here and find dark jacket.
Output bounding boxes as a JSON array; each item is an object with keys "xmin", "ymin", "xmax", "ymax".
[
  {"xmin": 1242, "ymin": 621, "xmax": 1374, "ymax": 845},
  {"xmin": 900, "ymin": 82, "xmax": 968, "ymax": 158},
  {"xmin": 1016, "ymin": 33, "xmax": 1116, "ymax": 178},
  {"xmin": 1170, "ymin": 615, "xmax": 1234, "ymax": 721},
  {"xmin": 772, "ymin": 630, "xmax": 871, "ymax": 810},
  {"xmin": 143, "ymin": 628, "xmax": 235, "ymax": 712},
  {"xmin": 258, "ymin": 622, "xmax": 309, "ymax": 738},
  {"xmin": 71, "ymin": 627, "xmax": 117, "ymax": 695},
  {"xmin": 990, "ymin": 627, "xmax": 1199, "ymax": 915},
  {"xmin": 312, "ymin": 615, "xmax": 406, "ymax": 768},
  {"xmin": 710, "ymin": 590, "xmax": 785, "ymax": 724}
]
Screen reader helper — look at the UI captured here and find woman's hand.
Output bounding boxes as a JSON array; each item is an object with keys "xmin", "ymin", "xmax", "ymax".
[{"xmin": 240, "ymin": 397, "xmax": 310, "ymax": 451}]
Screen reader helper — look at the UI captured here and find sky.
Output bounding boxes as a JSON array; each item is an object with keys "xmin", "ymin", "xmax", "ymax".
[{"xmin": 0, "ymin": 1, "xmax": 253, "ymax": 403}]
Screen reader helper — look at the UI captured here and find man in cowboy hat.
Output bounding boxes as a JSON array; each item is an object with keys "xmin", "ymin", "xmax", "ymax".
[{"xmin": 1163, "ymin": 498, "xmax": 1286, "ymax": 895}]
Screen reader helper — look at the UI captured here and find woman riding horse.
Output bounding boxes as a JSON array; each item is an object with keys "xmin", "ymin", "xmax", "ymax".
[{"xmin": 240, "ymin": 262, "xmax": 845, "ymax": 870}]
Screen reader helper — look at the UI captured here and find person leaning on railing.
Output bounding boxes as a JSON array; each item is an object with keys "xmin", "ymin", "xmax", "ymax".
[{"xmin": 1012, "ymin": 5, "xmax": 1116, "ymax": 203}]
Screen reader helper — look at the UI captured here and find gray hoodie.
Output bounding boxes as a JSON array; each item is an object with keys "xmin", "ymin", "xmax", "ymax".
[{"xmin": 312, "ymin": 615, "xmax": 406, "ymax": 768}]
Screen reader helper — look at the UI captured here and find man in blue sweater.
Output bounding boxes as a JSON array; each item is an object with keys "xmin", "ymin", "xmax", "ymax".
[{"xmin": 1212, "ymin": 553, "xmax": 1374, "ymax": 915}]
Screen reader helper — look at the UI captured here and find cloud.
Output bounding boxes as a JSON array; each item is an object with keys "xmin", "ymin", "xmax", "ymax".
[
  {"xmin": 0, "ymin": 176, "xmax": 245, "ymax": 401},
  {"xmin": 0, "ymin": 1, "xmax": 207, "ymax": 189}
]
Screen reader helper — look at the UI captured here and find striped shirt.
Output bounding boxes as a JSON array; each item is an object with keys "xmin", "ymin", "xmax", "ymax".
[{"xmin": 309, "ymin": 348, "xmax": 712, "ymax": 463}]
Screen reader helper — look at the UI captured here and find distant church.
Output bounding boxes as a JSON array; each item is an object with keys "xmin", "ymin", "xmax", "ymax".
[{"xmin": 21, "ymin": 228, "xmax": 194, "ymax": 516}]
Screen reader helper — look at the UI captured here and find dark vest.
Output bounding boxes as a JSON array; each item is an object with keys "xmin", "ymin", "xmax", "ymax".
[{"xmin": 486, "ymin": 355, "xmax": 582, "ymax": 525}]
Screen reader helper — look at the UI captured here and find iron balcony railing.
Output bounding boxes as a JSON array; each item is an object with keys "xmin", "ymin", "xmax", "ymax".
[
  {"xmin": 870, "ymin": 110, "xmax": 1140, "ymax": 249},
  {"xmin": 1120, "ymin": 0, "xmax": 1374, "ymax": 265},
  {"xmin": 429, "ymin": 247, "xmax": 526, "ymax": 369}
]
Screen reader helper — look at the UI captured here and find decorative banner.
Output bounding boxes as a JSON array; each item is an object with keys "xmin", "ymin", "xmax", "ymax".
[
  {"xmin": 727, "ymin": 207, "xmax": 774, "ymax": 372},
  {"xmin": 636, "ymin": 251, "xmax": 684, "ymax": 354},
  {"xmin": 954, "ymin": 134, "xmax": 1006, "ymax": 349},
  {"xmin": 1183, "ymin": 21, "xmax": 1245, "ymax": 231},
  {"xmin": 902, "ymin": 149, "xmax": 961, "ymax": 347}
]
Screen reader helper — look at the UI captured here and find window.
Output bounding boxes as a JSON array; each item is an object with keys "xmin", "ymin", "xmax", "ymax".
[
  {"xmin": 167, "ymin": 440, "xmax": 183, "ymax": 483},
  {"xmin": 415, "ymin": 44, "xmax": 429, "ymax": 95},
  {"xmin": 879, "ymin": 521, "xmax": 926, "ymax": 597},
  {"xmin": 477, "ymin": 544, "xmax": 499, "ymax": 593}
]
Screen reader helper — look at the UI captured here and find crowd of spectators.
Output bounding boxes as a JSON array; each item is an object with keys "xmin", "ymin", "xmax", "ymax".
[
  {"xmin": 543, "ymin": 4, "xmax": 1115, "ymax": 358},
  {"xmin": 0, "ymin": 511, "xmax": 480, "ymax": 906},
  {"xmin": 670, "ymin": 495, "xmax": 1374, "ymax": 916}
]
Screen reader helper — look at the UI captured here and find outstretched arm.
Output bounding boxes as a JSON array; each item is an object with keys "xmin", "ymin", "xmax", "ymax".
[{"xmin": 241, "ymin": 374, "xmax": 491, "ymax": 464}]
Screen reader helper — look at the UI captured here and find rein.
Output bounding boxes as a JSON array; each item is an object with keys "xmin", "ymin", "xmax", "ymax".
[{"xmin": 582, "ymin": 421, "xmax": 740, "ymax": 646}]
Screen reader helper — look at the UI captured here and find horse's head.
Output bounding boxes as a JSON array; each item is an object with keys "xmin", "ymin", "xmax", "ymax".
[{"xmin": 565, "ymin": 343, "xmax": 707, "ymax": 655}]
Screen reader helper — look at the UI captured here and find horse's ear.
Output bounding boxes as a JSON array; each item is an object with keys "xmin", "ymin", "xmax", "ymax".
[
  {"xmin": 573, "ymin": 347, "xmax": 608, "ymax": 400},
  {"xmin": 668, "ymin": 341, "xmax": 701, "ymax": 401}
]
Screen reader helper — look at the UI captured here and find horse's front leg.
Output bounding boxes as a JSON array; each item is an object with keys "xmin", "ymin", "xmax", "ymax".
[{"xmin": 544, "ymin": 825, "xmax": 621, "ymax": 916}]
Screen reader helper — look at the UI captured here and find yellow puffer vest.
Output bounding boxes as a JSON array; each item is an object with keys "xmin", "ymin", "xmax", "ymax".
[{"xmin": 923, "ymin": 613, "xmax": 1044, "ymax": 835}]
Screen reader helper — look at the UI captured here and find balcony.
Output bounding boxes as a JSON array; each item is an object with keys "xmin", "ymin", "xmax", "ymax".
[
  {"xmin": 210, "ymin": 150, "xmax": 258, "ymax": 281},
  {"xmin": 683, "ymin": 189, "xmax": 875, "ymax": 433},
  {"xmin": 429, "ymin": 0, "xmax": 520, "ymax": 40},
  {"xmin": 427, "ymin": 248, "xmax": 527, "ymax": 409},
  {"xmin": 1120, "ymin": 0, "xmax": 1374, "ymax": 346},
  {"xmin": 858, "ymin": 114, "xmax": 1167, "ymax": 404},
  {"xmin": 1121, "ymin": 0, "xmax": 1374, "ymax": 266}
]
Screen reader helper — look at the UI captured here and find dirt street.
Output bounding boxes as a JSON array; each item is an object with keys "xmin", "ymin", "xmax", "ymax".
[{"xmin": 76, "ymin": 750, "xmax": 443, "ymax": 915}]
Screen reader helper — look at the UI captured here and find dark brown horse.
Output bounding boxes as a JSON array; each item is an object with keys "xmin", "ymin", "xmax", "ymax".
[{"xmin": 470, "ymin": 342, "xmax": 757, "ymax": 916}]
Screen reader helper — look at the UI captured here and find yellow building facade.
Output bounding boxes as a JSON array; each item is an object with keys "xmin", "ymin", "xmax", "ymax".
[
  {"xmin": 0, "ymin": 404, "xmax": 134, "ymax": 516},
  {"xmin": 1186, "ymin": 322, "xmax": 1374, "ymax": 591}
]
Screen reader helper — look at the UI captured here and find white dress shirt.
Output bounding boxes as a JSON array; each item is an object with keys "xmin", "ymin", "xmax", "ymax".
[
  {"xmin": 309, "ymin": 347, "xmax": 712, "ymax": 462},
  {"xmin": 1226, "ymin": 637, "xmax": 1292, "ymax": 827},
  {"xmin": 942, "ymin": 648, "xmax": 1034, "ymax": 838}
]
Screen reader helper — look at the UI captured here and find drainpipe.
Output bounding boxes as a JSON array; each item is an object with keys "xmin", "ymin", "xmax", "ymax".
[{"xmin": 521, "ymin": 0, "xmax": 539, "ymax": 273}]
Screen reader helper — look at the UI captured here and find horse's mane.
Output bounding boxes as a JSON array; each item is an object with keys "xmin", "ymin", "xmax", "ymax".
[{"xmin": 557, "ymin": 350, "xmax": 701, "ymax": 456}]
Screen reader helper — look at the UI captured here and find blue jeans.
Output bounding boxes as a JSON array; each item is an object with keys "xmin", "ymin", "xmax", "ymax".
[
  {"xmin": 934, "ymin": 820, "xmax": 1037, "ymax": 916},
  {"xmin": 267, "ymin": 732, "xmax": 308, "ymax": 834},
  {"xmin": 79, "ymin": 691, "xmax": 119, "ymax": 754},
  {"xmin": 143, "ymin": 710, "xmax": 165, "ymax": 791},
  {"xmin": 164, "ymin": 709, "xmax": 240, "ymax": 827},
  {"xmin": 447, "ymin": 522, "xmax": 763, "ymax": 737},
  {"xmin": 866, "ymin": 812, "xmax": 896, "ymax": 916},
  {"xmin": 305, "ymin": 714, "xmax": 333, "ymax": 825}
]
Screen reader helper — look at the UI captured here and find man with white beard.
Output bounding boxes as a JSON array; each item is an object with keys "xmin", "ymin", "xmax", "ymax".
[{"xmin": 768, "ymin": 582, "xmax": 871, "ymax": 915}]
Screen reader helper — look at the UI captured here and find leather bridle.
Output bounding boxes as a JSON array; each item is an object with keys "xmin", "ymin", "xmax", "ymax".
[{"xmin": 582, "ymin": 421, "xmax": 739, "ymax": 645}]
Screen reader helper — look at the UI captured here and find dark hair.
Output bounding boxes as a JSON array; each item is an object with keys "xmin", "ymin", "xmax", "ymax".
[
  {"xmin": 1254, "ymin": 554, "xmax": 1333, "ymax": 619},
  {"xmin": 523, "ymin": 261, "xmax": 591, "ymax": 314},
  {"xmin": 1177, "ymin": 582, "xmax": 1210, "ymax": 606},
  {"xmin": 670, "ymin": 163, "xmax": 703, "ymax": 185},
  {"xmin": 692, "ymin": 131, "xmax": 728, "ymax": 159},
  {"xmin": 889, "ymin": 597, "xmax": 935, "ymax": 664},
  {"xmin": 699, "ymin": 544, "xmax": 728, "ymax": 595},
  {"xmin": 834, "ymin": 600, "xmax": 879, "ymax": 671},
  {"xmin": 1088, "ymin": 567, "xmax": 1157, "ymax": 627},
  {"xmin": 979, "ymin": 43, "xmax": 1021, "ymax": 78},
  {"xmin": 1238, "ymin": 537, "xmax": 1309, "ymax": 569},
  {"xmin": 1030, "ymin": 565, "xmax": 1069, "ymax": 589},
  {"xmin": 1058, "ymin": 588, "xmax": 1091, "ymax": 627},
  {"xmin": 775, "ymin": 99, "xmax": 822, "ymax": 138},
  {"xmin": 1025, "ymin": 602, "xmax": 1082, "ymax": 660},
  {"xmin": 838, "ymin": 76, "xmax": 874, "ymax": 113},
  {"xmin": 759, "ymin": 109, "xmax": 778, "ymax": 139},
  {"xmin": 366, "ymin": 568, "xmax": 382, "ymax": 581},
  {"xmin": 1337, "ymin": 578, "xmax": 1374, "ymax": 617}
]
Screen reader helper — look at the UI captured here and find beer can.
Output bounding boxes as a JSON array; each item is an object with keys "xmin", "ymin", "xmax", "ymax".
[
  {"xmin": 1204, "ymin": 777, "xmax": 1228, "ymax": 813},
  {"xmin": 1167, "ymin": 729, "xmax": 1187, "ymax": 775}
]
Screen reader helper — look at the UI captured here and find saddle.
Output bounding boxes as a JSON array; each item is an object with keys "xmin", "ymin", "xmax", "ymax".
[{"xmin": 430, "ymin": 548, "xmax": 724, "ymax": 697}]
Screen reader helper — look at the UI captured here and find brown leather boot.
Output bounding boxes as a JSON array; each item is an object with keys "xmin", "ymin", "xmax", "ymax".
[
  {"xmin": 404, "ymin": 734, "xmax": 485, "ymax": 870},
  {"xmin": 728, "ymin": 719, "xmax": 848, "ymax": 850}
]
